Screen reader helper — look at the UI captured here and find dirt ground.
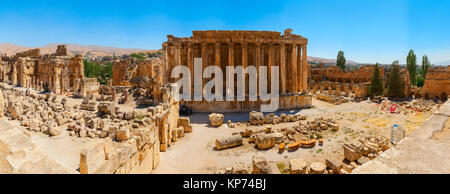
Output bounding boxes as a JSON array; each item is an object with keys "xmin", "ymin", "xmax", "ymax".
[
  {"xmin": 432, "ymin": 118, "xmax": 450, "ymax": 143},
  {"xmin": 0, "ymin": 141, "xmax": 13, "ymax": 173},
  {"xmin": 153, "ymin": 98, "xmax": 435, "ymax": 174}
]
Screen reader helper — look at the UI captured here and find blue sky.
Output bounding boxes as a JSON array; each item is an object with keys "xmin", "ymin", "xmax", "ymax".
[{"xmin": 1, "ymin": 0, "xmax": 449, "ymax": 64}]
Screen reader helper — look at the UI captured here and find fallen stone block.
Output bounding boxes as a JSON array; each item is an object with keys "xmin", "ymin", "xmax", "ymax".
[
  {"xmin": 215, "ymin": 135, "xmax": 243, "ymax": 150},
  {"xmin": 208, "ymin": 113, "xmax": 224, "ymax": 127},
  {"xmin": 290, "ymin": 158, "xmax": 307, "ymax": 174},
  {"xmin": 252, "ymin": 155, "xmax": 268, "ymax": 174},
  {"xmin": 288, "ymin": 141, "xmax": 300, "ymax": 151},
  {"xmin": 310, "ymin": 162, "xmax": 326, "ymax": 174},
  {"xmin": 255, "ymin": 134, "xmax": 275, "ymax": 150},
  {"xmin": 326, "ymin": 158, "xmax": 343, "ymax": 174},
  {"xmin": 249, "ymin": 111, "xmax": 264, "ymax": 125}
]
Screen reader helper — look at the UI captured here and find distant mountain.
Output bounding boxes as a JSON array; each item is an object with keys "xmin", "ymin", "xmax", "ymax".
[
  {"xmin": 434, "ymin": 59, "xmax": 450, "ymax": 65},
  {"xmin": 307, "ymin": 56, "xmax": 360, "ymax": 65},
  {"xmin": 1, "ymin": 43, "xmax": 365, "ymax": 65},
  {"xmin": 0, "ymin": 43, "xmax": 151, "ymax": 58}
]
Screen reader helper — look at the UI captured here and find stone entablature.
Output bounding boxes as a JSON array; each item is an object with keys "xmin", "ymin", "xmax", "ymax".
[{"xmin": 162, "ymin": 29, "xmax": 311, "ymax": 112}]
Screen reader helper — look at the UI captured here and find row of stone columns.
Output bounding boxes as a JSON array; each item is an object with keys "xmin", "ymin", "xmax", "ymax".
[{"xmin": 166, "ymin": 41, "xmax": 308, "ymax": 99}]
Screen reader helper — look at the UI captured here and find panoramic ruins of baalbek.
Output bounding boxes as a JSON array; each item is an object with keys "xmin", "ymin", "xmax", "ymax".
[
  {"xmin": 0, "ymin": 29, "xmax": 450, "ymax": 175},
  {"xmin": 162, "ymin": 29, "xmax": 311, "ymax": 112}
]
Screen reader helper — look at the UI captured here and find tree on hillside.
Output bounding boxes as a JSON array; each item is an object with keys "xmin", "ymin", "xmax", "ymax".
[
  {"xmin": 406, "ymin": 49, "xmax": 417, "ymax": 85},
  {"xmin": 387, "ymin": 60, "xmax": 405, "ymax": 97},
  {"xmin": 131, "ymin": 53, "xmax": 145, "ymax": 60},
  {"xmin": 84, "ymin": 60, "xmax": 113, "ymax": 85},
  {"xmin": 421, "ymin": 55, "xmax": 431, "ymax": 77},
  {"xmin": 336, "ymin": 50, "xmax": 346, "ymax": 70},
  {"xmin": 369, "ymin": 63, "xmax": 383, "ymax": 97}
]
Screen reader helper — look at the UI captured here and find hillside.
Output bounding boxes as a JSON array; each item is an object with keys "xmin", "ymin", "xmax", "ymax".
[{"xmin": 0, "ymin": 43, "xmax": 152, "ymax": 58}]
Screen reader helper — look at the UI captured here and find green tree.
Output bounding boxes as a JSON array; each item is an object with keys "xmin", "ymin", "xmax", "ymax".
[
  {"xmin": 83, "ymin": 60, "xmax": 113, "ymax": 85},
  {"xmin": 369, "ymin": 63, "xmax": 383, "ymax": 97},
  {"xmin": 387, "ymin": 60, "xmax": 405, "ymax": 97},
  {"xmin": 131, "ymin": 53, "xmax": 145, "ymax": 60},
  {"xmin": 406, "ymin": 49, "xmax": 417, "ymax": 85},
  {"xmin": 416, "ymin": 75, "xmax": 425, "ymax": 87},
  {"xmin": 336, "ymin": 50, "xmax": 346, "ymax": 70},
  {"xmin": 421, "ymin": 55, "xmax": 431, "ymax": 77}
]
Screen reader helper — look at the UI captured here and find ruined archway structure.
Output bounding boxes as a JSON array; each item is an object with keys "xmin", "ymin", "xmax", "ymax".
[
  {"xmin": 0, "ymin": 45, "xmax": 88, "ymax": 95},
  {"xmin": 162, "ymin": 29, "xmax": 312, "ymax": 112}
]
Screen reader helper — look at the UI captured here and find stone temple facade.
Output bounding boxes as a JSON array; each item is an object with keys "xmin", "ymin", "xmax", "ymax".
[
  {"xmin": 162, "ymin": 29, "xmax": 312, "ymax": 112},
  {"xmin": 0, "ymin": 45, "xmax": 86, "ymax": 94}
]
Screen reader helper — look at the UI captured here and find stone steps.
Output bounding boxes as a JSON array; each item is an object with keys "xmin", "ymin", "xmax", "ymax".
[{"xmin": 0, "ymin": 120, "xmax": 77, "ymax": 174}]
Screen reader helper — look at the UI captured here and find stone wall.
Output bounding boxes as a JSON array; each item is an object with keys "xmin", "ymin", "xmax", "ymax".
[
  {"xmin": 420, "ymin": 66, "xmax": 450, "ymax": 99},
  {"xmin": 309, "ymin": 80, "xmax": 369, "ymax": 98},
  {"xmin": 74, "ymin": 78, "xmax": 100, "ymax": 98},
  {"xmin": 310, "ymin": 65, "xmax": 384, "ymax": 83},
  {"xmin": 112, "ymin": 58, "xmax": 162, "ymax": 87}
]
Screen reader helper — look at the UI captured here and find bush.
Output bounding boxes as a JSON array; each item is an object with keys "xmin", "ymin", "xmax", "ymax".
[{"xmin": 84, "ymin": 60, "xmax": 113, "ymax": 85}]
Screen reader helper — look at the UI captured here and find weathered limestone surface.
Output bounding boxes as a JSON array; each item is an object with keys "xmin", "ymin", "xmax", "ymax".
[
  {"xmin": 289, "ymin": 158, "xmax": 307, "ymax": 174},
  {"xmin": 208, "ymin": 113, "xmax": 224, "ymax": 127},
  {"xmin": 353, "ymin": 100, "xmax": 450, "ymax": 174},
  {"xmin": 249, "ymin": 111, "xmax": 264, "ymax": 125},
  {"xmin": 215, "ymin": 135, "xmax": 243, "ymax": 150},
  {"xmin": 420, "ymin": 66, "xmax": 450, "ymax": 99}
]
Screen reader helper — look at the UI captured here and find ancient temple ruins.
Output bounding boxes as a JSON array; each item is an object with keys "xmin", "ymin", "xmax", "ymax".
[
  {"xmin": 0, "ymin": 45, "xmax": 87, "ymax": 94},
  {"xmin": 162, "ymin": 29, "xmax": 312, "ymax": 112}
]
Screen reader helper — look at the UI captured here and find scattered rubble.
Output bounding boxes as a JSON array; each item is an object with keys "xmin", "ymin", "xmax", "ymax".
[{"xmin": 208, "ymin": 113, "xmax": 224, "ymax": 127}]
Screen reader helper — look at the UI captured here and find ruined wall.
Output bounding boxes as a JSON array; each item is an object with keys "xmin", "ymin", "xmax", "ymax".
[
  {"xmin": 420, "ymin": 66, "xmax": 450, "ymax": 99},
  {"xmin": 311, "ymin": 65, "xmax": 384, "ymax": 83},
  {"xmin": 74, "ymin": 78, "xmax": 100, "ymax": 98},
  {"xmin": 113, "ymin": 58, "xmax": 161, "ymax": 87}
]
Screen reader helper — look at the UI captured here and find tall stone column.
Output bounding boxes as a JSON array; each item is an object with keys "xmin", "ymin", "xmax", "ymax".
[
  {"xmin": 302, "ymin": 44, "xmax": 308, "ymax": 92},
  {"xmin": 201, "ymin": 42, "xmax": 207, "ymax": 90},
  {"xmin": 187, "ymin": 43, "xmax": 194, "ymax": 99},
  {"xmin": 242, "ymin": 42, "xmax": 248, "ymax": 97},
  {"xmin": 227, "ymin": 42, "xmax": 234, "ymax": 98},
  {"xmin": 291, "ymin": 44, "xmax": 298, "ymax": 93},
  {"xmin": 268, "ymin": 43, "xmax": 274, "ymax": 93},
  {"xmin": 174, "ymin": 43, "xmax": 181, "ymax": 83},
  {"xmin": 255, "ymin": 42, "xmax": 261, "ymax": 96},
  {"xmin": 280, "ymin": 43, "xmax": 286, "ymax": 95},
  {"xmin": 214, "ymin": 42, "xmax": 221, "ymax": 98},
  {"xmin": 297, "ymin": 45, "xmax": 302, "ymax": 92},
  {"xmin": 163, "ymin": 44, "xmax": 168, "ymax": 83}
]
